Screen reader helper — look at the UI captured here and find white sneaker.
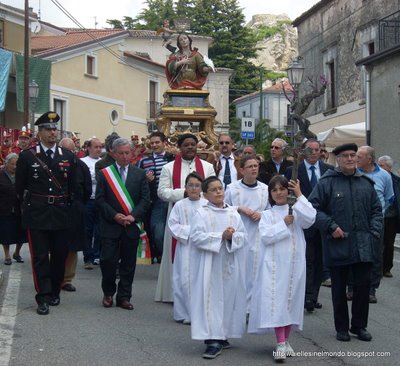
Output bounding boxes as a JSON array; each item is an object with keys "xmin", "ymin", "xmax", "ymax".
[
  {"xmin": 285, "ymin": 341, "xmax": 295, "ymax": 357},
  {"xmin": 274, "ymin": 342, "xmax": 286, "ymax": 361}
]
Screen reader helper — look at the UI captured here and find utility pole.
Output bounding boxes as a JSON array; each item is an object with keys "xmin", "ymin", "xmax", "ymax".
[{"xmin": 23, "ymin": 0, "xmax": 30, "ymax": 124}]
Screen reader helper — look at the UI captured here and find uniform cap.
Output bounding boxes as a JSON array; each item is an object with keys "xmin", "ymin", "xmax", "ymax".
[{"xmin": 34, "ymin": 111, "xmax": 60, "ymax": 128}]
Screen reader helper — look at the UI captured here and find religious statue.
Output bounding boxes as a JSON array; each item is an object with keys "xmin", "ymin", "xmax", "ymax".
[{"xmin": 166, "ymin": 33, "xmax": 214, "ymax": 90}]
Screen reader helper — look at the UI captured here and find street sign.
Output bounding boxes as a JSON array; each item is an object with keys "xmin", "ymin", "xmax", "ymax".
[{"xmin": 241, "ymin": 117, "xmax": 255, "ymax": 140}]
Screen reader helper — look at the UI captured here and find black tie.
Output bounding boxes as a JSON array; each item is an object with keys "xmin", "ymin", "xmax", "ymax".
[
  {"xmin": 46, "ymin": 149, "xmax": 53, "ymax": 163},
  {"xmin": 310, "ymin": 165, "xmax": 317, "ymax": 188},
  {"xmin": 223, "ymin": 156, "xmax": 231, "ymax": 188}
]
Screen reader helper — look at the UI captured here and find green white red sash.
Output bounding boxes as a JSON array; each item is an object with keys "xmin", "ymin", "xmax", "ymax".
[{"xmin": 102, "ymin": 165, "xmax": 151, "ymax": 264}]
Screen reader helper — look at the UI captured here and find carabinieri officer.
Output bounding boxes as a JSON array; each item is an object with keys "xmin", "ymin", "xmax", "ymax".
[{"xmin": 16, "ymin": 111, "xmax": 76, "ymax": 315}]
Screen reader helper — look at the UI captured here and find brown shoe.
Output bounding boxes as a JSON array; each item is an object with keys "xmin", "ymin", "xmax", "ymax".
[
  {"xmin": 116, "ymin": 299, "xmax": 134, "ymax": 310},
  {"xmin": 102, "ymin": 296, "xmax": 113, "ymax": 308}
]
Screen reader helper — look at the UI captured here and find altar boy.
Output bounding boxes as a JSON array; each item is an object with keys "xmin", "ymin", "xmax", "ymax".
[{"xmin": 189, "ymin": 176, "xmax": 247, "ymax": 359}]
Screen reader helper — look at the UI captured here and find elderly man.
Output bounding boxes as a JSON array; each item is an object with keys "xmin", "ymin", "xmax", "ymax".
[
  {"xmin": 377, "ymin": 155, "xmax": 400, "ymax": 278},
  {"xmin": 96, "ymin": 138, "xmax": 151, "ymax": 310},
  {"xmin": 258, "ymin": 138, "xmax": 292, "ymax": 185},
  {"xmin": 212, "ymin": 133, "xmax": 241, "ymax": 188},
  {"xmin": 15, "ymin": 112, "xmax": 76, "ymax": 315},
  {"xmin": 309, "ymin": 143, "xmax": 383, "ymax": 342},
  {"xmin": 155, "ymin": 133, "xmax": 215, "ymax": 303},
  {"xmin": 285, "ymin": 138, "xmax": 334, "ymax": 313},
  {"xmin": 356, "ymin": 146, "xmax": 394, "ymax": 303}
]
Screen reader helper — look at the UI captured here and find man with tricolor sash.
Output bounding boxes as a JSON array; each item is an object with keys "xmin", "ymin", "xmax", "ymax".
[
  {"xmin": 96, "ymin": 138, "xmax": 150, "ymax": 310},
  {"xmin": 155, "ymin": 133, "xmax": 215, "ymax": 303}
]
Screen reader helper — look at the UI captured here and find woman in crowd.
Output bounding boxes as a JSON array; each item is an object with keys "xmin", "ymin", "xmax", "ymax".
[{"xmin": 0, "ymin": 153, "xmax": 26, "ymax": 265}]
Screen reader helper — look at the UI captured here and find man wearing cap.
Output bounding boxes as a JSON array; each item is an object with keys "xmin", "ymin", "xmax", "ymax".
[
  {"xmin": 155, "ymin": 133, "xmax": 215, "ymax": 303},
  {"xmin": 12, "ymin": 128, "xmax": 31, "ymax": 155},
  {"xmin": 15, "ymin": 111, "xmax": 77, "ymax": 315},
  {"xmin": 308, "ymin": 143, "xmax": 383, "ymax": 342}
]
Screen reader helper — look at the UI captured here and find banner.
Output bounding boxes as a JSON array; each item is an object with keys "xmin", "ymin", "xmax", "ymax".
[{"xmin": 0, "ymin": 48, "xmax": 12, "ymax": 112}]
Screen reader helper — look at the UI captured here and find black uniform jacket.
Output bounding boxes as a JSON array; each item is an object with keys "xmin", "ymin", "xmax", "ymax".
[
  {"xmin": 96, "ymin": 163, "xmax": 151, "ymax": 240},
  {"xmin": 15, "ymin": 144, "xmax": 76, "ymax": 230}
]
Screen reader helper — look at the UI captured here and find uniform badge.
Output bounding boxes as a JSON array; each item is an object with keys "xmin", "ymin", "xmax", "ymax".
[
  {"xmin": 33, "ymin": 173, "xmax": 39, "ymax": 179},
  {"xmin": 31, "ymin": 163, "xmax": 40, "ymax": 168}
]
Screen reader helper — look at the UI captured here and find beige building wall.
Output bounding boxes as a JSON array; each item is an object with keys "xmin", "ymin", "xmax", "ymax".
[{"xmin": 47, "ymin": 42, "xmax": 168, "ymax": 141}]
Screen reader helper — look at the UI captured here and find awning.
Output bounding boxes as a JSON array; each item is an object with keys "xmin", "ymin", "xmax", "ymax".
[
  {"xmin": 317, "ymin": 122, "xmax": 366, "ymax": 148},
  {"xmin": 0, "ymin": 48, "xmax": 12, "ymax": 112}
]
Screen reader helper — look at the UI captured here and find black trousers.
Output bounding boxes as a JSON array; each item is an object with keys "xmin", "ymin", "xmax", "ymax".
[
  {"xmin": 330, "ymin": 262, "xmax": 372, "ymax": 332},
  {"xmin": 383, "ymin": 217, "xmax": 397, "ymax": 273},
  {"xmin": 100, "ymin": 230, "xmax": 139, "ymax": 302},
  {"xmin": 305, "ymin": 231, "xmax": 323, "ymax": 303},
  {"xmin": 27, "ymin": 228, "xmax": 69, "ymax": 304}
]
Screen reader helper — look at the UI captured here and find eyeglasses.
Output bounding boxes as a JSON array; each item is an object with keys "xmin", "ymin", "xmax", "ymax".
[
  {"xmin": 270, "ymin": 146, "xmax": 281, "ymax": 150},
  {"xmin": 186, "ymin": 183, "xmax": 201, "ymax": 189},
  {"xmin": 219, "ymin": 141, "xmax": 230, "ymax": 145}
]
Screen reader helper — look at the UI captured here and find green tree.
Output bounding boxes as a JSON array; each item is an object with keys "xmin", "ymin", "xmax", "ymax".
[{"xmin": 135, "ymin": 0, "xmax": 175, "ymax": 30}]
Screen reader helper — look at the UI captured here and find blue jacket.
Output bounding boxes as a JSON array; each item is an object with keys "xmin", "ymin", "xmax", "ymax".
[{"xmin": 308, "ymin": 168, "xmax": 383, "ymax": 266}]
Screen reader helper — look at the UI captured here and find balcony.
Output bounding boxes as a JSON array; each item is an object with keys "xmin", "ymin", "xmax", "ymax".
[{"xmin": 379, "ymin": 10, "xmax": 400, "ymax": 51}]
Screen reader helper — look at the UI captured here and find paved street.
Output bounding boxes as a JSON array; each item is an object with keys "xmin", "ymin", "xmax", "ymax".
[{"xmin": 0, "ymin": 246, "xmax": 399, "ymax": 366}]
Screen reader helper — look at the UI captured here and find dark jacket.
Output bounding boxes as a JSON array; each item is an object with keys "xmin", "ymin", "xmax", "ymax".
[
  {"xmin": 69, "ymin": 160, "xmax": 92, "ymax": 251},
  {"xmin": 285, "ymin": 160, "xmax": 334, "ymax": 238},
  {"xmin": 15, "ymin": 145, "xmax": 76, "ymax": 230},
  {"xmin": 0, "ymin": 170, "xmax": 20, "ymax": 216},
  {"xmin": 96, "ymin": 164, "xmax": 151, "ymax": 239},
  {"xmin": 258, "ymin": 158, "xmax": 293, "ymax": 185},
  {"xmin": 308, "ymin": 168, "xmax": 383, "ymax": 266}
]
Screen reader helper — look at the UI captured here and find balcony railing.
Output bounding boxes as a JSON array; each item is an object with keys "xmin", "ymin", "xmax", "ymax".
[
  {"xmin": 147, "ymin": 101, "xmax": 162, "ymax": 119},
  {"xmin": 379, "ymin": 10, "xmax": 400, "ymax": 51}
]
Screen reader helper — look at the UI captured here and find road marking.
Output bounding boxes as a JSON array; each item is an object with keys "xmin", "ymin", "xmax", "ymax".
[{"xmin": 0, "ymin": 266, "xmax": 21, "ymax": 366}]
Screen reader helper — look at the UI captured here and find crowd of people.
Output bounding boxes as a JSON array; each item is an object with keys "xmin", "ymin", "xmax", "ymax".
[{"xmin": 1, "ymin": 110, "xmax": 399, "ymax": 362}]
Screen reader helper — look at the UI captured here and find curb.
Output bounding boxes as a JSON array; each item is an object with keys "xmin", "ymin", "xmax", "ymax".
[{"xmin": 0, "ymin": 269, "xmax": 3, "ymax": 288}]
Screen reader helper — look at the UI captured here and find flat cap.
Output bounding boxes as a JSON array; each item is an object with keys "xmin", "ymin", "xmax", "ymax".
[
  {"xmin": 332, "ymin": 143, "xmax": 358, "ymax": 156},
  {"xmin": 35, "ymin": 111, "xmax": 60, "ymax": 128}
]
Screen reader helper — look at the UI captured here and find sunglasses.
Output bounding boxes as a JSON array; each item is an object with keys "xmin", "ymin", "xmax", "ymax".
[
  {"xmin": 270, "ymin": 146, "xmax": 281, "ymax": 150},
  {"xmin": 219, "ymin": 141, "xmax": 230, "ymax": 145}
]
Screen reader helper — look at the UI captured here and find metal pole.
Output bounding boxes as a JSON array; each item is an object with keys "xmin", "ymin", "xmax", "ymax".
[{"xmin": 24, "ymin": 0, "xmax": 30, "ymax": 124}]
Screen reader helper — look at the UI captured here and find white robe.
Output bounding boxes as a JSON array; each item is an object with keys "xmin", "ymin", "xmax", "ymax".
[
  {"xmin": 225, "ymin": 180, "xmax": 269, "ymax": 310},
  {"xmin": 190, "ymin": 203, "xmax": 247, "ymax": 340},
  {"xmin": 155, "ymin": 158, "xmax": 215, "ymax": 302},
  {"xmin": 168, "ymin": 197, "xmax": 208, "ymax": 322},
  {"xmin": 248, "ymin": 195, "xmax": 316, "ymax": 334}
]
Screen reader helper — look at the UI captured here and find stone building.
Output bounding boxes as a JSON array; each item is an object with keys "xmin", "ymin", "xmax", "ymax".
[{"xmin": 292, "ymin": 0, "xmax": 399, "ymax": 138}]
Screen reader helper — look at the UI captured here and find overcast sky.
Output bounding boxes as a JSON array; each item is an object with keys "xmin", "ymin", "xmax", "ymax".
[{"xmin": 5, "ymin": 0, "xmax": 320, "ymax": 29}]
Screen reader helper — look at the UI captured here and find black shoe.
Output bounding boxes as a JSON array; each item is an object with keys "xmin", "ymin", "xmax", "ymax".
[
  {"xmin": 37, "ymin": 303, "xmax": 49, "ymax": 315},
  {"xmin": 49, "ymin": 296, "xmax": 60, "ymax": 306},
  {"xmin": 202, "ymin": 343, "xmax": 222, "ymax": 359},
  {"xmin": 346, "ymin": 292, "xmax": 353, "ymax": 301},
  {"xmin": 314, "ymin": 302, "xmax": 322, "ymax": 309},
  {"xmin": 13, "ymin": 254, "xmax": 24, "ymax": 263},
  {"xmin": 369, "ymin": 294, "xmax": 377, "ymax": 303},
  {"xmin": 220, "ymin": 340, "xmax": 231, "ymax": 349},
  {"xmin": 305, "ymin": 299, "xmax": 315, "ymax": 313},
  {"xmin": 350, "ymin": 327, "xmax": 372, "ymax": 341},
  {"xmin": 336, "ymin": 331, "xmax": 350, "ymax": 342},
  {"xmin": 62, "ymin": 284, "xmax": 76, "ymax": 292}
]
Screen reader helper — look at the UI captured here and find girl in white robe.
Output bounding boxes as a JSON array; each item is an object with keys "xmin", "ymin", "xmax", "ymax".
[
  {"xmin": 168, "ymin": 173, "xmax": 207, "ymax": 323},
  {"xmin": 190, "ymin": 176, "xmax": 247, "ymax": 360},
  {"xmin": 225, "ymin": 156, "xmax": 269, "ymax": 311},
  {"xmin": 248, "ymin": 175, "xmax": 316, "ymax": 361}
]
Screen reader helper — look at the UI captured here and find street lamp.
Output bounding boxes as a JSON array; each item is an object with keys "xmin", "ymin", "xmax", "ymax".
[
  {"xmin": 287, "ymin": 56, "xmax": 305, "ymax": 143},
  {"xmin": 29, "ymin": 80, "xmax": 39, "ymax": 125}
]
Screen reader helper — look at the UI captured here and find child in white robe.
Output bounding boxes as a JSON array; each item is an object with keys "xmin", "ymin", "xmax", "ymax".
[
  {"xmin": 168, "ymin": 172, "xmax": 207, "ymax": 324},
  {"xmin": 190, "ymin": 176, "xmax": 247, "ymax": 360},
  {"xmin": 225, "ymin": 156, "xmax": 269, "ymax": 310},
  {"xmin": 248, "ymin": 175, "xmax": 316, "ymax": 362}
]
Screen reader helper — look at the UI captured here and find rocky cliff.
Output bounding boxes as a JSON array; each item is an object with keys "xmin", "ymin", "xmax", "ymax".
[{"xmin": 247, "ymin": 14, "xmax": 298, "ymax": 72}]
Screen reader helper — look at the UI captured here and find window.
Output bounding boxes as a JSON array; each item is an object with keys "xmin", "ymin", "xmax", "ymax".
[
  {"xmin": 53, "ymin": 98, "xmax": 67, "ymax": 132},
  {"xmin": 85, "ymin": 53, "xmax": 97, "ymax": 77},
  {"xmin": 148, "ymin": 80, "xmax": 159, "ymax": 119},
  {"xmin": 0, "ymin": 20, "xmax": 4, "ymax": 48},
  {"xmin": 368, "ymin": 42, "xmax": 375, "ymax": 55},
  {"xmin": 322, "ymin": 45, "xmax": 337, "ymax": 111}
]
